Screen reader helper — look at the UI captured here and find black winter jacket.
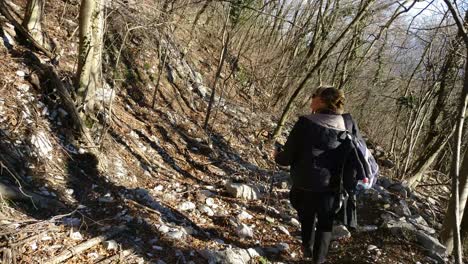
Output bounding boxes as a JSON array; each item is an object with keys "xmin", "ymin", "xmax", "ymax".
[{"xmin": 275, "ymin": 114, "xmax": 359, "ymax": 193}]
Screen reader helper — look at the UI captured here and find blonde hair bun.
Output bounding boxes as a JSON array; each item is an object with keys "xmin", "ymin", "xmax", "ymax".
[{"xmin": 314, "ymin": 86, "xmax": 345, "ymax": 114}]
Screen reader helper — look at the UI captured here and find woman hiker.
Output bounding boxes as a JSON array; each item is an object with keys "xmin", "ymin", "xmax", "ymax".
[{"xmin": 274, "ymin": 86, "xmax": 361, "ymax": 263}]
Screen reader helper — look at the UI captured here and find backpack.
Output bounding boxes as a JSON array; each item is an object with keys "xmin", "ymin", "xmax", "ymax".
[{"xmin": 342, "ymin": 114, "xmax": 379, "ymax": 188}]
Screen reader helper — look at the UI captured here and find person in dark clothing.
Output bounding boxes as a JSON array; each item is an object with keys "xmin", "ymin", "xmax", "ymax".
[{"xmin": 274, "ymin": 86, "xmax": 360, "ymax": 263}]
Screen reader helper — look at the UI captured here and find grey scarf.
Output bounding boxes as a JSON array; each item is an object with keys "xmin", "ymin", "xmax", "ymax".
[{"xmin": 305, "ymin": 113, "xmax": 346, "ymax": 131}]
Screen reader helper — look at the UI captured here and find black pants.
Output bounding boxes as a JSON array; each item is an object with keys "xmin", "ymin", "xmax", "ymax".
[{"xmin": 290, "ymin": 187, "xmax": 335, "ymax": 264}]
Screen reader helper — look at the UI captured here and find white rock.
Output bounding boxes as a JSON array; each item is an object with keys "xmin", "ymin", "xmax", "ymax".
[
  {"xmin": 157, "ymin": 225, "xmax": 170, "ymax": 233},
  {"xmin": 367, "ymin": 245, "xmax": 378, "ymax": 251},
  {"xmin": 225, "ymin": 182, "xmax": 262, "ymax": 200},
  {"xmin": 154, "ymin": 185, "xmax": 164, "ymax": 192},
  {"xmin": 2, "ymin": 27, "xmax": 16, "ymax": 46},
  {"xmin": 18, "ymin": 84, "xmax": 30, "ymax": 92},
  {"xmin": 167, "ymin": 230, "xmax": 184, "ymax": 239},
  {"xmin": 70, "ymin": 231, "xmax": 83, "ymax": 240},
  {"xmin": 200, "ymin": 247, "xmax": 260, "ymax": 264},
  {"xmin": 206, "ymin": 197, "xmax": 215, "ymax": 207},
  {"xmin": 152, "ymin": 245, "xmax": 163, "ymax": 251},
  {"xmin": 268, "ymin": 206, "xmax": 281, "ymax": 214},
  {"xmin": 237, "ymin": 211, "xmax": 253, "ymax": 220},
  {"xmin": 103, "ymin": 240, "xmax": 118, "ymax": 250},
  {"xmin": 278, "ymin": 225, "xmax": 290, "ymax": 236},
  {"xmin": 236, "ymin": 223, "xmax": 254, "ymax": 238},
  {"xmin": 16, "ymin": 71, "xmax": 26, "ymax": 77},
  {"xmin": 87, "ymin": 252, "xmax": 99, "ymax": 259},
  {"xmin": 290, "ymin": 218, "xmax": 300, "ymax": 227},
  {"xmin": 30, "ymin": 242, "xmax": 37, "ymax": 250},
  {"xmin": 95, "ymin": 86, "xmax": 115, "ymax": 105},
  {"xmin": 199, "ymin": 205, "xmax": 214, "ymax": 216},
  {"xmin": 30, "ymin": 131, "xmax": 53, "ymax": 159},
  {"xmin": 179, "ymin": 201, "xmax": 196, "ymax": 211},
  {"xmin": 332, "ymin": 225, "xmax": 351, "ymax": 240}
]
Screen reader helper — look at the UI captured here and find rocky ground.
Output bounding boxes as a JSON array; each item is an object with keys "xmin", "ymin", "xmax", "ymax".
[{"xmin": 0, "ymin": 0, "xmax": 462, "ymax": 263}]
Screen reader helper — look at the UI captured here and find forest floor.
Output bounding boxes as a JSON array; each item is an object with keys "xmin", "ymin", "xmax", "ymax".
[{"xmin": 0, "ymin": 0, "xmax": 463, "ymax": 263}]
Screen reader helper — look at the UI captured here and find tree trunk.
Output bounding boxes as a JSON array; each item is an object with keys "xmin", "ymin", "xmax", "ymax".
[
  {"xmin": 76, "ymin": 0, "xmax": 105, "ymax": 114},
  {"xmin": 438, "ymin": 4, "xmax": 468, "ymax": 261},
  {"xmin": 0, "ymin": 0, "xmax": 53, "ymax": 57},
  {"xmin": 440, "ymin": 118, "xmax": 468, "ymax": 255},
  {"xmin": 406, "ymin": 125, "xmax": 455, "ymax": 188},
  {"xmin": 204, "ymin": 11, "xmax": 230, "ymax": 130},
  {"xmin": 23, "ymin": 0, "xmax": 48, "ymax": 48},
  {"xmin": 438, "ymin": 56, "xmax": 468, "ymax": 261},
  {"xmin": 462, "ymin": 203, "xmax": 468, "ymax": 253}
]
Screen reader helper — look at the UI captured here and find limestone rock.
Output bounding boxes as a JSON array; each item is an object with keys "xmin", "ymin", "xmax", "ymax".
[
  {"xmin": 225, "ymin": 182, "xmax": 262, "ymax": 200},
  {"xmin": 332, "ymin": 225, "xmax": 351, "ymax": 240},
  {"xmin": 199, "ymin": 247, "xmax": 260, "ymax": 264},
  {"xmin": 237, "ymin": 211, "xmax": 253, "ymax": 221},
  {"xmin": 103, "ymin": 240, "xmax": 118, "ymax": 250},
  {"xmin": 415, "ymin": 231, "xmax": 446, "ymax": 256},
  {"xmin": 290, "ymin": 218, "xmax": 300, "ymax": 228},
  {"xmin": 236, "ymin": 223, "xmax": 254, "ymax": 238},
  {"xmin": 278, "ymin": 225, "xmax": 290, "ymax": 236},
  {"xmin": 179, "ymin": 201, "xmax": 196, "ymax": 211},
  {"xmin": 199, "ymin": 205, "xmax": 215, "ymax": 216}
]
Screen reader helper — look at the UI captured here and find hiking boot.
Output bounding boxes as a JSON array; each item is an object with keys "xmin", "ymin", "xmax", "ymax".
[{"xmin": 302, "ymin": 245, "xmax": 313, "ymax": 259}]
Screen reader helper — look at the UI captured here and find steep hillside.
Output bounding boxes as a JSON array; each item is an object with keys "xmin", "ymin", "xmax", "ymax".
[{"xmin": 0, "ymin": 0, "xmax": 463, "ymax": 263}]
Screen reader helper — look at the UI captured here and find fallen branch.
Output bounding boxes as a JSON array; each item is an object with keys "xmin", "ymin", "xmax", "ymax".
[
  {"xmin": 10, "ymin": 228, "xmax": 60, "ymax": 247},
  {"xmin": 416, "ymin": 183, "xmax": 451, "ymax": 188},
  {"xmin": 0, "ymin": 182, "xmax": 66, "ymax": 209},
  {"xmin": 124, "ymin": 198, "xmax": 162, "ymax": 216},
  {"xmin": 46, "ymin": 226, "xmax": 126, "ymax": 264}
]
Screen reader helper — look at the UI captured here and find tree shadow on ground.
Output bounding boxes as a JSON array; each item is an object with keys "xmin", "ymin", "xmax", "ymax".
[
  {"xmin": 63, "ymin": 152, "xmax": 213, "ymax": 262},
  {"xmin": 131, "ymin": 99, "xmax": 272, "ymax": 182}
]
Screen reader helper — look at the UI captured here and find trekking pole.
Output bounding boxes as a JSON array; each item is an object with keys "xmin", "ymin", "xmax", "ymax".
[
  {"xmin": 263, "ymin": 162, "xmax": 277, "ymax": 219},
  {"xmin": 263, "ymin": 141, "xmax": 282, "ymax": 220}
]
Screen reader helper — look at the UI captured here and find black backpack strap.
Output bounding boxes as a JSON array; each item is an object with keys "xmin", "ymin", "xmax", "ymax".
[
  {"xmin": 334, "ymin": 137, "xmax": 352, "ymax": 213},
  {"xmin": 342, "ymin": 113, "xmax": 354, "ymax": 134}
]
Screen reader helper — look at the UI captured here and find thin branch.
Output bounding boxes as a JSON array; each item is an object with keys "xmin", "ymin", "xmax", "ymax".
[{"xmin": 443, "ymin": 0, "xmax": 468, "ymax": 44}]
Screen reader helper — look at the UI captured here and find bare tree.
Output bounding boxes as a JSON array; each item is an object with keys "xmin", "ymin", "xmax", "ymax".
[
  {"xmin": 203, "ymin": 3, "xmax": 230, "ymax": 130},
  {"xmin": 76, "ymin": 0, "xmax": 106, "ymax": 115},
  {"xmin": 272, "ymin": 0, "xmax": 376, "ymax": 138},
  {"xmin": 23, "ymin": 0, "xmax": 49, "ymax": 49},
  {"xmin": 439, "ymin": 1, "xmax": 468, "ymax": 262}
]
